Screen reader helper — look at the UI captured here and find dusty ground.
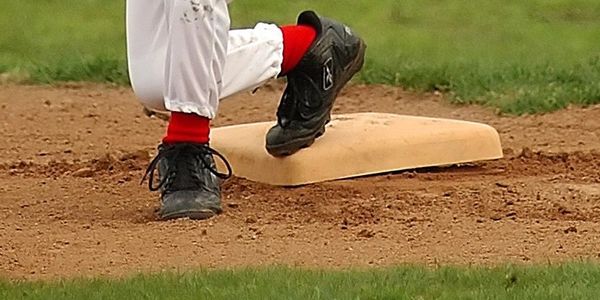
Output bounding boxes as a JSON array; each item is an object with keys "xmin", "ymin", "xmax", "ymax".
[{"xmin": 0, "ymin": 83, "xmax": 599, "ymax": 280}]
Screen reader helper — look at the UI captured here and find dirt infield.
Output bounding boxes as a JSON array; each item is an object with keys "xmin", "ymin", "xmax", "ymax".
[{"xmin": 1, "ymin": 83, "xmax": 599, "ymax": 280}]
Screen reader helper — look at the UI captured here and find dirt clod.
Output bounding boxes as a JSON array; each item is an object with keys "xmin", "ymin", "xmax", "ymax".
[
  {"xmin": 72, "ymin": 167, "xmax": 94, "ymax": 178},
  {"xmin": 357, "ymin": 229, "xmax": 376, "ymax": 238},
  {"xmin": 565, "ymin": 226, "xmax": 578, "ymax": 234}
]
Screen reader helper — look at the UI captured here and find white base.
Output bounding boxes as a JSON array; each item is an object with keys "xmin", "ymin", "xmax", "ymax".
[{"xmin": 211, "ymin": 113, "xmax": 503, "ymax": 186}]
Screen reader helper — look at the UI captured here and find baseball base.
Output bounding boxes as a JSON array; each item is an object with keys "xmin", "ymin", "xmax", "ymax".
[{"xmin": 211, "ymin": 113, "xmax": 503, "ymax": 186}]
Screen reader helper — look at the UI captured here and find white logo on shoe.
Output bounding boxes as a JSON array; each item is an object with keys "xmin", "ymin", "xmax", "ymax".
[
  {"xmin": 323, "ymin": 58, "xmax": 334, "ymax": 91},
  {"xmin": 344, "ymin": 25, "xmax": 353, "ymax": 36}
]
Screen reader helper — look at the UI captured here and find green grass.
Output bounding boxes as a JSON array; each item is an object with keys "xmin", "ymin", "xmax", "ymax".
[
  {"xmin": 1, "ymin": 0, "xmax": 600, "ymax": 113},
  {"xmin": 0, "ymin": 1, "xmax": 128, "ymax": 85},
  {"xmin": 3, "ymin": 264, "xmax": 600, "ymax": 299}
]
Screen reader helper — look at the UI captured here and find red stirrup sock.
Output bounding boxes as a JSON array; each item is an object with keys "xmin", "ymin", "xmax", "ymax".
[
  {"xmin": 163, "ymin": 112, "xmax": 211, "ymax": 144},
  {"xmin": 280, "ymin": 25, "xmax": 317, "ymax": 75}
]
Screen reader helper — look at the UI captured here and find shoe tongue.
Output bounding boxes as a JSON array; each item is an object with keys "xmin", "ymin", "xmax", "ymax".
[
  {"xmin": 164, "ymin": 146, "xmax": 204, "ymax": 190},
  {"xmin": 297, "ymin": 10, "xmax": 322, "ymax": 35}
]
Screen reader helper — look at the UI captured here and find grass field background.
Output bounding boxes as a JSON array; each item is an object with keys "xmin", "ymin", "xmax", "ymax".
[
  {"xmin": 1, "ymin": 0, "xmax": 600, "ymax": 113},
  {"xmin": 3, "ymin": 264, "xmax": 600, "ymax": 299}
]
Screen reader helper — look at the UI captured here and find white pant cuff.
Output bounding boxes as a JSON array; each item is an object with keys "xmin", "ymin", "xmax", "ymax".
[{"xmin": 164, "ymin": 99, "xmax": 216, "ymax": 119}]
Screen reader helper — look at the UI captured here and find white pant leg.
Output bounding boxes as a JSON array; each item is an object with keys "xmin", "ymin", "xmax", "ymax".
[
  {"xmin": 126, "ymin": 0, "xmax": 283, "ymax": 118},
  {"xmin": 126, "ymin": 0, "xmax": 169, "ymax": 111},
  {"xmin": 220, "ymin": 24, "xmax": 283, "ymax": 99},
  {"xmin": 127, "ymin": 0, "xmax": 229, "ymax": 118}
]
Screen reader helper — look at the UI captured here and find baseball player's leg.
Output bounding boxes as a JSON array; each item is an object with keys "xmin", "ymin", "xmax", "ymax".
[
  {"xmin": 127, "ymin": 0, "xmax": 229, "ymax": 118},
  {"xmin": 221, "ymin": 23, "xmax": 321, "ymax": 98},
  {"xmin": 219, "ymin": 23, "xmax": 284, "ymax": 99},
  {"xmin": 128, "ymin": 0, "xmax": 232, "ymax": 220},
  {"xmin": 127, "ymin": 2, "xmax": 364, "ymax": 220},
  {"xmin": 127, "ymin": 13, "xmax": 315, "ymax": 110}
]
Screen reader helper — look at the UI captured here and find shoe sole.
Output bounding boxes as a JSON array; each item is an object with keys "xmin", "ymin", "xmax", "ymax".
[
  {"xmin": 159, "ymin": 209, "xmax": 221, "ymax": 221},
  {"xmin": 267, "ymin": 39, "xmax": 367, "ymax": 157},
  {"xmin": 266, "ymin": 125, "xmax": 328, "ymax": 157}
]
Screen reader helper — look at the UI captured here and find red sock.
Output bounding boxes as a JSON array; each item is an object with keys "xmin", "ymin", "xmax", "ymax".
[
  {"xmin": 163, "ymin": 112, "xmax": 210, "ymax": 144},
  {"xmin": 280, "ymin": 25, "xmax": 317, "ymax": 75}
]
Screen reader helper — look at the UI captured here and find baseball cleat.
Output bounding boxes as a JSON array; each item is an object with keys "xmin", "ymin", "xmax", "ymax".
[
  {"xmin": 142, "ymin": 143, "xmax": 232, "ymax": 221},
  {"xmin": 266, "ymin": 10, "xmax": 366, "ymax": 157}
]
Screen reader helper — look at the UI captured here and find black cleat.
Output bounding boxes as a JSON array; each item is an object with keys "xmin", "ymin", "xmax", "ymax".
[
  {"xmin": 142, "ymin": 143, "xmax": 232, "ymax": 221},
  {"xmin": 266, "ymin": 10, "xmax": 366, "ymax": 157}
]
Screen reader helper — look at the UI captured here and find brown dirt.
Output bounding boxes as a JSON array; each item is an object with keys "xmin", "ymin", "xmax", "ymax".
[{"xmin": 1, "ymin": 83, "xmax": 599, "ymax": 280}]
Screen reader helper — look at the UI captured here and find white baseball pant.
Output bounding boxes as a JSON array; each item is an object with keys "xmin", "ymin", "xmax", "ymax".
[{"xmin": 126, "ymin": 0, "xmax": 284, "ymax": 119}]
